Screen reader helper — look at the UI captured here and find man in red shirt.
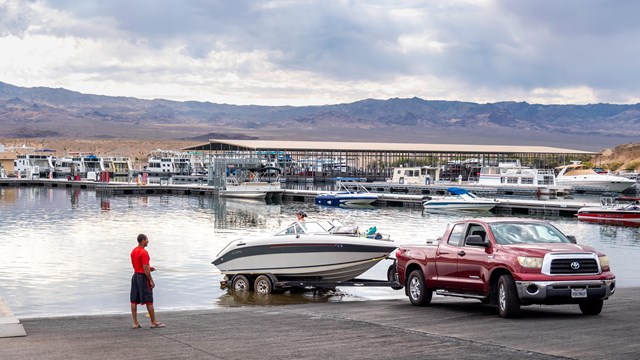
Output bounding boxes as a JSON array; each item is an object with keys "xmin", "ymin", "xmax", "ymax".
[{"xmin": 130, "ymin": 233, "xmax": 165, "ymax": 329}]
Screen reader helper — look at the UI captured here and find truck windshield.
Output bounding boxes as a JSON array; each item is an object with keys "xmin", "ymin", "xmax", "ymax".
[{"xmin": 489, "ymin": 223, "xmax": 571, "ymax": 245}]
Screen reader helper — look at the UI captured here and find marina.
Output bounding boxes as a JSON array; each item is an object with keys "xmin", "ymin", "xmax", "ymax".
[{"xmin": 0, "ymin": 177, "xmax": 609, "ymax": 216}]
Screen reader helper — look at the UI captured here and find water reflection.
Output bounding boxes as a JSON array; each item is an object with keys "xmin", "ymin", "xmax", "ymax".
[{"xmin": 216, "ymin": 289, "xmax": 353, "ymax": 307}]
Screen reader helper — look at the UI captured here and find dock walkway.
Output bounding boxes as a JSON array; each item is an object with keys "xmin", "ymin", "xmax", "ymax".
[
  {"xmin": 1, "ymin": 288, "xmax": 639, "ymax": 359},
  {"xmin": 1, "ymin": 178, "xmax": 600, "ymax": 215}
]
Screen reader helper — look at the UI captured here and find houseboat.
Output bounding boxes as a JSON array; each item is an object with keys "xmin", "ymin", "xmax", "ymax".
[{"xmin": 390, "ymin": 166, "xmax": 440, "ymax": 185}]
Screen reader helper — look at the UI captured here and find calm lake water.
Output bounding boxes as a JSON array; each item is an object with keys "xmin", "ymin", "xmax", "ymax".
[{"xmin": 1, "ymin": 187, "xmax": 639, "ymax": 319}]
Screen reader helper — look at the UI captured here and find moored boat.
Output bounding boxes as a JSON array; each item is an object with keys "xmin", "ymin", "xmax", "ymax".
[
  {"xmin": 423, "ymin": 187, "xmax": 498, "ymax": 211},
  {"xmin": 478, "ymin": 161, "xmax": 556, "ymax": 187},
  {"xmin": 577, "ymin": 197, "xmax": 640, "ymax": 225},
  {"xmin": 220, "ymin": 166, "xmax": 283, "ymax": 201},
  {"xmin": 315, "ymin": 178, "xmax": 379, "ymax": 207},
  {"xmin": 555, "ymin": 162, "xmax": 635, "ymax": 193}
]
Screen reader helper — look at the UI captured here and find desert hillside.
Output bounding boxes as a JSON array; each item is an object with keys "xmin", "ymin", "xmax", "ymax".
[{"xmin": 594, "ymin": 143, "xmax": 640, "ymax": 172}]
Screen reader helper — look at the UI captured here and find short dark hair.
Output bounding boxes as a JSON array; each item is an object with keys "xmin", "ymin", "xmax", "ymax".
[{"xmin": 137, "ymin": 234, "xmax": 147, "ymax": 243}]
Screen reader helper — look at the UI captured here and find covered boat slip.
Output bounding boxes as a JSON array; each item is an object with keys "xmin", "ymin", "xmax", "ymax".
[{"xmin": 184, "ymin": 140, "xmax": 596, "ymax": 184}]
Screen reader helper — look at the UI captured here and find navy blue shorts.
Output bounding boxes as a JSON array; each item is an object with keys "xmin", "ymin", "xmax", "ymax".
[{"xmin": 130, "ymin": 273, "xmax": 153, "ymax": 305}]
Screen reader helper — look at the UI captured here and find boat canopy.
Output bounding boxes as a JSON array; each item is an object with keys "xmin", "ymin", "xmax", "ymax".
[{"xmin": 447, "ymin": 187, "xmax": 469, "ymax": 195}]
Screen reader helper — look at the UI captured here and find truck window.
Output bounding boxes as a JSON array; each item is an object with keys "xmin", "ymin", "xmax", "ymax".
[
  {"xmin": 466, "ymin": 225, "xmax": 486, "ymax": 244},
  {"xmin": 490, "ymin": 223, "xmax": 571, "ymax": 245},
  {"xmin": 447, "ymin": 224, "xmax": 465, "ymax": 247}
]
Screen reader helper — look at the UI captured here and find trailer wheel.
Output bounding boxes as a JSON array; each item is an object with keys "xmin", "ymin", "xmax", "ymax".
[
  {"xmin": 579, "ymin": 299, "xmax": 603, "ymax": 315},
  {"xmin": 407, "ymin": 270, "xmax": 432, "ymax": 306},
  {"xmin": 497, "ymin": 274, "xmax": 520, "ymax": 318},
  {"xmin": 387, "ymin": 264, "xmax": 403, "ymax": 290},
  {"xmin": 232, "ymin": 275, "xmax": 251, "ymax": 293},
  {"xmin": 254, "ymin": 275, "xmax": 273, "ymax": 295}
]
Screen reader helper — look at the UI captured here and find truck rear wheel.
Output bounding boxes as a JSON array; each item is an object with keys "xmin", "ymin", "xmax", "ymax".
[
  {"xmin": 579, "ymin": 299, "xmax": 603, "ymax": 315},
  {"xmin": 407, "ymin": 270, "xmax": 432, "ymax": 306},
  {"xmin": 498, "ymin": 274, "xmax": 520, "ymax": 318}
]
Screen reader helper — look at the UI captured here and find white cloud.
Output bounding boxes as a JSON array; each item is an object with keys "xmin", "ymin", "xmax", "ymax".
[{"xmin": 1, "ymin": 0, "xmax": 639, "ymax": 105}]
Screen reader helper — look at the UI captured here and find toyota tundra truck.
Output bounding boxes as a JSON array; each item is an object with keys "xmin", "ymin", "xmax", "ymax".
[{"xmin": 395, "ymin": 218, "xmax": 616, "ymax": 318}]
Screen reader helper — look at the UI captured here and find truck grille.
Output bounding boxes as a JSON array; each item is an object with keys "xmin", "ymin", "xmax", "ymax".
[{"xmin": 550, "ymin": 258, "xmax": 599, "ymax": 274}]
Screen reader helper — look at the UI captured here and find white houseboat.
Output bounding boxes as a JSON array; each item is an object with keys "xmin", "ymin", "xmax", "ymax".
[
  {"xmin": 103, "ymin": 156, "xmax": 133, "ymax": 176},
  {"xmin": 15, "ymin": 154, "xmax": 56, "ymax": 178},
  {"xmin": 14, "ymin": 156, "xmax": 40, "ymax": 178},
  {"xmin": 478, "ymin": 160, "xmax": 556, "ymax": 187},
  {"xmin": 390, "ymin": 166, "xmax": 440, "ymax": 185}
]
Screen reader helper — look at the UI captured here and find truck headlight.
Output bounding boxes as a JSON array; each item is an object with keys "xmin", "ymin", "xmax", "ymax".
[
  {"xmin": 517, "ymin": 256, "xmax": 543, "ymax": 268},
  {"xmin": 599, "ymin": 255, "xmax": 610, "ymax": 270}
]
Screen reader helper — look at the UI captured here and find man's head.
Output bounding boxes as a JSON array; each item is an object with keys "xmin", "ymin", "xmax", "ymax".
[
  {"xmin": 296, "ymin": 210, "xmax": 307, "ymax": 220},
  {"xmin": 137, "ymin": 234, "xmax": 149, "ymax": 247}
]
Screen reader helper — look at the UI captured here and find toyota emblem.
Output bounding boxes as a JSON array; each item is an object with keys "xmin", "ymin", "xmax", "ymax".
[{"xmin": 570, "ymin": 261, "xmax": 580, "ymax": 270}]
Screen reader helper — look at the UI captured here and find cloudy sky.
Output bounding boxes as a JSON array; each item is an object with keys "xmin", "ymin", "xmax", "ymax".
[{"xmin": 1, "ymin": 0, "xmax": 639, "ymax": 106}]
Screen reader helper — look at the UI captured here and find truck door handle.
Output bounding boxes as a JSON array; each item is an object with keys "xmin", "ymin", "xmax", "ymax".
[{"xmin": 458, "ymin": 251, "xmax": 466, "ymax": 256}]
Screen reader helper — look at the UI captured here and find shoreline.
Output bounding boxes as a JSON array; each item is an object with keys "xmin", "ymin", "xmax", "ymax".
[{"xmin": 2, "ymin": 288, "xmax": 640, "ymax": 359}]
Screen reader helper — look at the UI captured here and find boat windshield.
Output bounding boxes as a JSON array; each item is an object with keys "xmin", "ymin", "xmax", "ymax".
[
  {"xmin": 275, "ymin": 221, "xmax": 332, "ymax": 235},
  {"xmin": 489, "ymin": 223, "xmax": 572, "ymax": 245},
  {"xmin": 300, "ymin": 221, "xmax": 332, "ymax": 233}
]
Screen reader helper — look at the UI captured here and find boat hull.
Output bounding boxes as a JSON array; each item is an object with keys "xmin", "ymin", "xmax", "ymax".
[
  {"xmin": 213, "ymin": 237, "xmax": 396, "ymax": 281},
  {"xmin": 423, "ymin": 200, "xmax": 497, "ymax": 211},
  {"xmin": 315, "ymin": 194, "xmax": 378, "ymax": 207},
  {"xmin": 557, "ymin": 178, "xmax": 635, "ymax": 193},
  {"xmin": 576, "ymin": 208, "xmax": 640, "ymax": 223},
  {"xmin": 220, "ymin": 191, "xmax": 267, "ymax": 199}
]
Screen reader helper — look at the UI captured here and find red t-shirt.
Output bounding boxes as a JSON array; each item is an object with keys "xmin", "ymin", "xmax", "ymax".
[{"xmin": 131, "ymin": 246, "xmax": 150, "ymax": 273}]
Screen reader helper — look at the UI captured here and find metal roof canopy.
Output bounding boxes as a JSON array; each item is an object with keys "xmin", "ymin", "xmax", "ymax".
[{"xmin": 184, "ymin": 139, "xmax": 596, "ymax": 155}]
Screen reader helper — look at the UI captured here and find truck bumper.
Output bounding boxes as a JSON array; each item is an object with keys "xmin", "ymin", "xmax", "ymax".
[{"xmin": 515, "ymin": 279, "xmax": 615, "ymax": 304}]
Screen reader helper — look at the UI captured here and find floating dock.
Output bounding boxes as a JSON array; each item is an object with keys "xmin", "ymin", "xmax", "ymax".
[{"xmin": 0, "ymin": 178, "xmax": 600, "ymax": 217}]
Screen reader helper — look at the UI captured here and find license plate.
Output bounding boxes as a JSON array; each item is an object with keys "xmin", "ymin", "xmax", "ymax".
[{"xmin": 571, "ymin": 288, "xmax": 587, "ymax": 298}]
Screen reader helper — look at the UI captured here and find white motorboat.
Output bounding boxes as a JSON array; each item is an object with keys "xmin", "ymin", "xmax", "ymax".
[
  {"xmin": 212, "ymin": 220, "xmax": 396, "ymax": 282},
  {"xmin": 423, "ymin": 187, "xmax": 498, "ymax": 211},
  {"xmin": 220, "ymin": 166, "xmax": 283, "ymax": 201},
  {"xmin": 555, "ymin": 162, "xmax": 635, "ymax": 193},
  {"xmin": 315, "ymin": 178, "xmax": 379, "ymax": 207}
]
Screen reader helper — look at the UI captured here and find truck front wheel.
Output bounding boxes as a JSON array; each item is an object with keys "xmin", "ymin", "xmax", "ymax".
[
  {"xmin": 407, "ymin": 270, "xmax": 432, "ymax": 306},
  {"xmin": 579, "ymin": 299, "xmax": 603, "ymax": 315},
  {"xmin": 498, "ymin": 274, "xmax": 520, "ymax": 318}
]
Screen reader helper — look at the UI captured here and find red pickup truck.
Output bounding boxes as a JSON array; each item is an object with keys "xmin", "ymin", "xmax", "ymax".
[{"xmin": 394, "ymin": 218, "xmax": 616, "ymax": 318}]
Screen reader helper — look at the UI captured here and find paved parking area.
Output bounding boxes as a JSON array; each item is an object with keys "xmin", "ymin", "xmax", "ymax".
[{"xmin": 1, "ymin": 288, "xmax": 638, "ymax": 360}]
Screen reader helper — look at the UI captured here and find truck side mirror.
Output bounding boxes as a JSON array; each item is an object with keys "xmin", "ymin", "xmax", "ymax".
[
  {"xmin": 465, "ymin": 235, "xmax": 488, "ymax": 247},
  {"xmin": 567, "ymin": 235, "xmax": 577, "ymax": 244}
]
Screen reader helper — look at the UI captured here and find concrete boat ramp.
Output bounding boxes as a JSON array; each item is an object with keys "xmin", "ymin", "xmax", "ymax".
[
  {"xmin": 0, "ymin": 298, "xmax": 26, "ymax": 338},
  {"xmin": 1, "ymin": 288, "xmax": 639, "ymax": 359}
]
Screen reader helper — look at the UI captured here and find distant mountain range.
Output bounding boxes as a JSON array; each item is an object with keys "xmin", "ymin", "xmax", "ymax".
[{"xmin": 1, "ymin": 81, "xmax": 638, "ymax": 151}]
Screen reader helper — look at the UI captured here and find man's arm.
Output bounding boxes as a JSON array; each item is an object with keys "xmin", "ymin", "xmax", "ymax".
[{"xmin": 143, "ymin": 264, "xmax": 155, "ymax": 289}]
